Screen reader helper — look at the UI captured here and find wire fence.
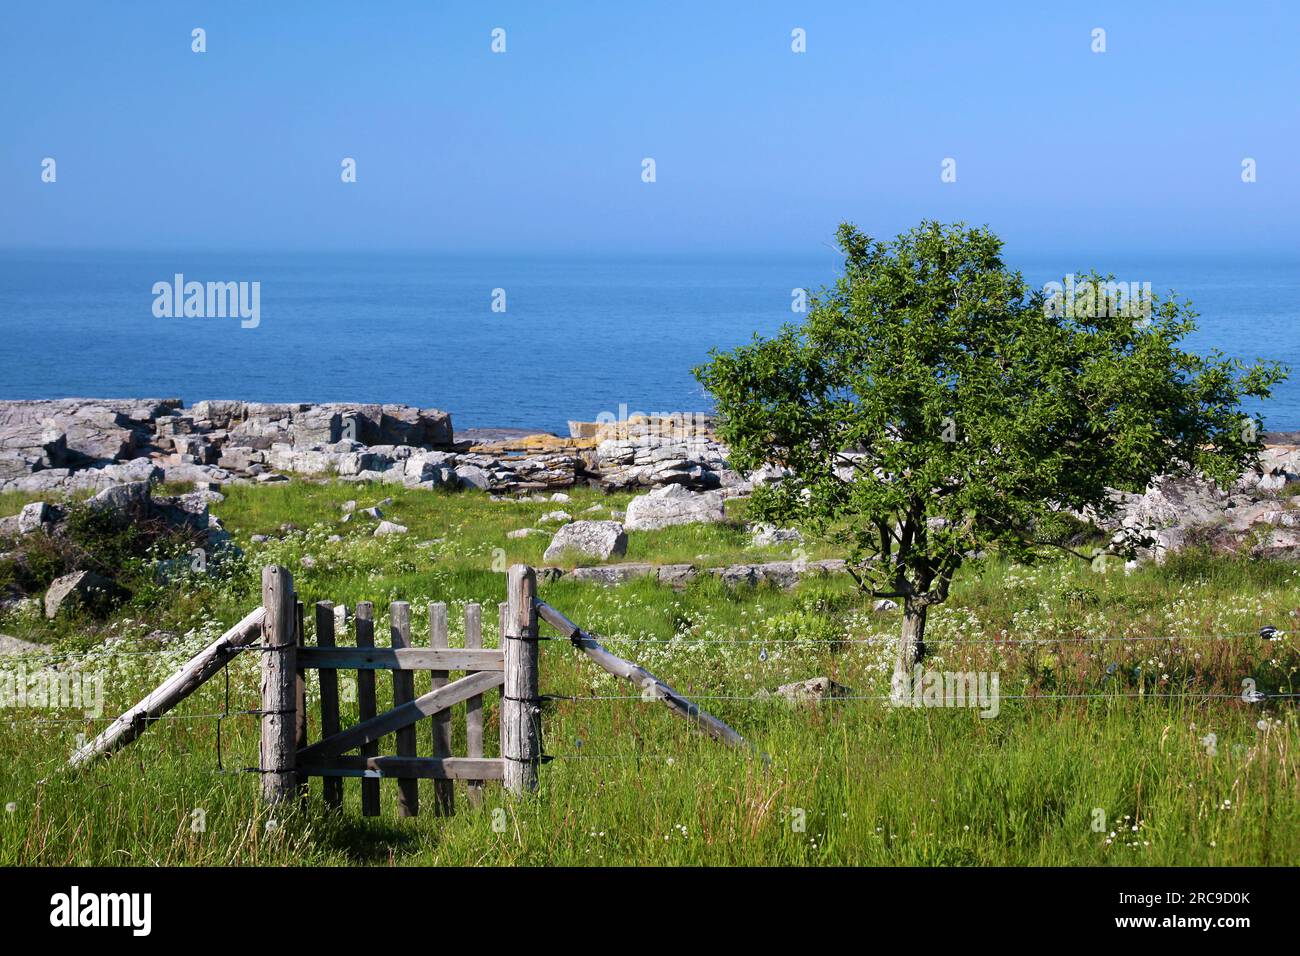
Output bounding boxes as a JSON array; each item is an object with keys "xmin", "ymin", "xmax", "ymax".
[{"xmin": 3, "ymin": 621, "xmax": 1296, "ymax": 783}]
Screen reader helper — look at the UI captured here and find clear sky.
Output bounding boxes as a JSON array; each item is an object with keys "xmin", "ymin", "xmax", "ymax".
[{"xmin": 2, "ymin": 1, "xmax": 1296, "ymax": 258}]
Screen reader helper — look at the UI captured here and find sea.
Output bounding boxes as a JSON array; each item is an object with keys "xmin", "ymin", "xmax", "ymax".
[{"xmin": 0, "ymin": 249, "xmax": 1297, "ymax": 434}]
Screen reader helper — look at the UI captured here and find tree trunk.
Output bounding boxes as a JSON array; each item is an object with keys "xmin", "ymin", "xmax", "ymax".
[{"xmin": 896, "ymin": 598, "xmax": 928, "ymax": 674}]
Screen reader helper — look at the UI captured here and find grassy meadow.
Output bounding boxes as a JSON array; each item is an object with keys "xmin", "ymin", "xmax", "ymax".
[{"xmin": 1, "ymin": 480, "xmax": 1298, "ymax": 866}]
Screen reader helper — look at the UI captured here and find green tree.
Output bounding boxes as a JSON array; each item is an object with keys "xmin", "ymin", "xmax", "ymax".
[{"xmin": 695, "ymin": 221, "xmax": 1286, "ymax": 674}]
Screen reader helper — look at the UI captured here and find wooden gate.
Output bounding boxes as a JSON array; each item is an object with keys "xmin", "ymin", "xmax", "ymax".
[
  {"xmin": 259, "ymin": 564, "xmax": 542, "ymax": 813},
  {"xmin": 73, "ymin": 562, "xmax": 746, "ymax": 807}
]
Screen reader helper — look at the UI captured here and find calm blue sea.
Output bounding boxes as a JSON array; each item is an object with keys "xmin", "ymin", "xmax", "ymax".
[{"xmin": 0, "ymin": 250, "xmax": 1297, "ymax": 433}]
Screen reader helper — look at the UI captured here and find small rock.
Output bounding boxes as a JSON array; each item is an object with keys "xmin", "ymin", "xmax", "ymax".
[
  {"xmin": 0, "ymin": 634, "xmax": 45, "ymax": 656},
  {"xmin": 374, "ymin": 521, "xmax": 408, "ymax": 536},
  {"xmin": 17, "ymin": 502, "xmax": 52, "ymax": 535},
  {"xmin": 507, "ymin": 528, "xmax": 543, "ymax": 539},
  {"xmin": 539, "ymin": 510, "xmax": 572, "ymax": 524},
  {"xmin": 750, "ymin": 523, "xmax": 803, "ymax": 547},
  {"xmin": 326, "ymin": 534, "xmax": 342, "ymax": 543},
  {"xmin": 256, "ymin": 472, "xmax": 289, "ymax": 483},
  {"xmin": 776, "ymin": 676, "xmax": 853, "ymax": 704},
  {"xmin": 341, "ymin": 500, "xmax": 357, "ymax": 514},
  {"xmin": 361, "ymin": 506, "xmax": 383, "ymax": 520},
  {"xmin": 44, "ymin": 570, "xmax": 130, "ymax": 619},
  {"xmin": 872, "ymin": 599, "xmax": 899, "ymax": 612},
  {"xmin": 550, "ymin": 492, "xmax": 572, "ymax": 502},
  {"xmin": 250, "ymin": 534, "xmax": 270, "ymax": 543}
]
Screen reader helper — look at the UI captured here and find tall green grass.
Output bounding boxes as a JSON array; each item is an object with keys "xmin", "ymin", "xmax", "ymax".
[{"xmin": 0, "ymin": 480, "xmax": 1297, "ymax": 865}]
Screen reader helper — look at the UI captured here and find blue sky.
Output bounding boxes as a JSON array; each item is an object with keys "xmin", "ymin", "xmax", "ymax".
[{"xmin": 1, "ymin": 1, "xmax": 1296, "ymax": 258}]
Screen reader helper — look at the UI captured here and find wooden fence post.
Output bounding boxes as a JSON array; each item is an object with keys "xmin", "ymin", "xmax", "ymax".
[
  {"xmin": 502, "ymin": 565, "xmax": 540, "ymax": 795},
  {"xmin": 390, "ymin": 601, "xmax": 418, "ymax": 817},
  {"xmin": 260, "ymin": 565, "xmax": 297, "ymax": 805}
]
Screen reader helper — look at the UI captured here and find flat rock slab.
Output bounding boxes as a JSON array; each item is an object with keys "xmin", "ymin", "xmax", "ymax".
[
  {"xmin": 624, "ymin": 483, "xmax": 727, "ymax": 531},
  {"xmin": 543, "ymin": 520, "xmax": 628, "ymax": 563},
  {"xmin": 0, "ymin": 634, "xmax": 45, "ymax": 656}
]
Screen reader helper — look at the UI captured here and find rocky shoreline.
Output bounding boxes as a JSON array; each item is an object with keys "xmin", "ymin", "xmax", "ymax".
[
  {"xmin": 3, "ymin": 398, "xmax": 1300, "ymax": 573},
  {"xmin": 0, "ymin": 398, "xmax": 735, "ymax": 496}
]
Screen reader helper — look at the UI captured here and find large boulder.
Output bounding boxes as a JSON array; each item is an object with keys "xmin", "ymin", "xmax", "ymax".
[
  {"xmin": 86, "ymin": 480, "xmax": 153, "ymax": 522},
  {"xmin": 543, "ymin": 520, "xmax": 628, "ymax": 563},
  {"xmin": 624, "ymin": 484, "xmax": 727, "ymax": 531},
  {"xmin": 44, "ymin": 570, "xmax": 130, "ymax": 618},
  {"xmin": 84, "ymin": 480, "xmax": 209, "ymax": 535}
]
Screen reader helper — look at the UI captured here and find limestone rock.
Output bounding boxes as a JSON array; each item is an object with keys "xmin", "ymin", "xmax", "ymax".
[
  {"xmin": 624, "ymin": 484, "xmax": 726, "ymax": 531},
  {"xmin": 543, "ymin": 520, "xmax": 628, "ymax": 563},
  {"xmin": 750, "ymin": 523, "xmax": 803, "ymax": 547},
  {"xmin": 0, "ymin": 633, "xmax": 45, "ymax": 656},
  {"xmin": 776, "ymin": 676, "xmax": 853, "ymax": 703},
  {"xmin": 44, "ymin": 570, "xmax": 130, "ymax": 618}
]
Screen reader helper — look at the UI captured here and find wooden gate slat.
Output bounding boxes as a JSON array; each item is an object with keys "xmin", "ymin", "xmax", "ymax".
[
  {"xmin": 429, "ymin": 602, "xmax": 454, "ymax": 815},
  {"xmin": 464, "ymin": 603, "xmax": 485, "ymax": 807},
  {"xmin": 299, "ymin": 756, "xmax": 504, "ymax": 781},
  {"xmin": 355, "ymin": 601, "xmax": 380, "ymax": 817},
  {"xmin": 296, "ymin": 647, "xmax": 503, "ymax": 671},
  {"xmin": 314, "ymin": 601, "xmax": 342, "ymax": 810},
  {"xmin": 296, "ymin": 670, "xmax": 504, "ymax": 763},
  {"xmin": 294, "ymin": 598, "xmax": 308, "ymax": 801},
  {"xmin": 390, "ymin": 601, "xmax": 419, "ymax": 817}
]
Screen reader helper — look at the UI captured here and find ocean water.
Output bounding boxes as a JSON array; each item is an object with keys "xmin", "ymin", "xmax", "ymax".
[{"xmin": 0, "ymin": 250, "xmax": 1297, "ymax": 433}]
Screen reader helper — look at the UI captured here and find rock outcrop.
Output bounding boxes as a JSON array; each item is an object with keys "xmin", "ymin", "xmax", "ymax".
[
  {"xmin": 5, "ymin": 399, "xmax": 1300, "ymax": 570},
  {"xmin": 1103, "ymin": 454, "xmax": 1300, "ymax": 564},
  {"xmin": 624, "ymin": 484, "xmax": 727, "ymax": 531},
  {"xmin": 544, "ymin": 558, "xmax": 848, "ymax": 588}
]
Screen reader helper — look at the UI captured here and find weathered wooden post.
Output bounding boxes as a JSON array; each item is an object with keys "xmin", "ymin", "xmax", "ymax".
[
  {"xmin": 260, "ymin": 565, "xmax": 298, "ymax": 805},
  {"xmin": 502, "ymin": 565, "xmax": 540, "ymax": 795}
]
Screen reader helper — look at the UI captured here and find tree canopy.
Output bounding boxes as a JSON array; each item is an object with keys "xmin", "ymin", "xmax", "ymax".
[{"xmin": 695, "ymin": 220, "xmax": 1287, "ymax": 669}]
